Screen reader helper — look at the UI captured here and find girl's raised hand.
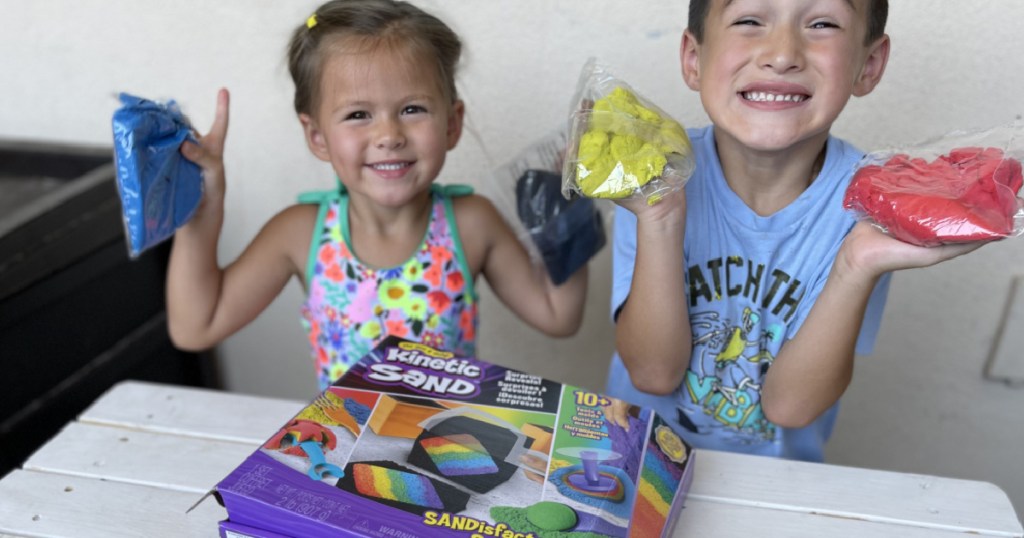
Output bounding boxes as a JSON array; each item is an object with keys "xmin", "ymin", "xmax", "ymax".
[{"xmin": 180, "ymin": 88, "xmax": 231, "ymax": 203}]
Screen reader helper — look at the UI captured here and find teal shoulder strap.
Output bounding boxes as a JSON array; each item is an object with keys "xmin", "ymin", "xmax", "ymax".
[
  {"xmin": 432, "ymin": 183, "xmax": 473, "ymax": 197},
  {"xmin": 297, "ymin": 181, "xmax": 345, "ymax": 286},
  {"xmin": 433, "ymin": 183, "xmax": 476, "ymax": 305}
]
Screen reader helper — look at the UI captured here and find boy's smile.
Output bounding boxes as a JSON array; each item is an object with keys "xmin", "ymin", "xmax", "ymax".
[
  {"xmin": 681, "ymin": 0, "xmax": 888, "ymax": 159},
  {"xmin": 739, "ymin": 81, "xmax": 810, "ymax": 106}
]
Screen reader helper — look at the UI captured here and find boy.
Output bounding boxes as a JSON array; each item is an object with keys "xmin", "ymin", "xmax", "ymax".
[{"xmin": 607, "ymin": 0, "xmax": 984, "ymax": 461}]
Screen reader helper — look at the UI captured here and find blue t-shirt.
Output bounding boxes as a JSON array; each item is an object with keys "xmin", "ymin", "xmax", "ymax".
[{"xmin": 608, "ymin": 126, "xmax": 891, "ymax": 461}]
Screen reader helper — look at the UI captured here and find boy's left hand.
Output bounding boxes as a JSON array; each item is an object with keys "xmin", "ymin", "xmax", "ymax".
[{"xmin": 840, "ymin": 219, "xmax": 998, "ymax": 277}]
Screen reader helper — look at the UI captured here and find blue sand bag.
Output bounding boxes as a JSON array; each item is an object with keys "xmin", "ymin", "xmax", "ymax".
[
  {"xmin": 112, "ymin": 93, "xmax": 203, "ymax": 258},
  {"xmin": 515, "ymin": 169, "xmax": 606, "ymax": 285}
]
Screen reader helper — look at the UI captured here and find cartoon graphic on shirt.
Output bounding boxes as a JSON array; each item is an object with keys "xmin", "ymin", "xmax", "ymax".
[
  {"xmin": 677, "ymin": 255, "xmax": 809, "ymax": 443},
  {"xmin": 682, "ymin": 308, "xmax": 781, "ymax": 441}
]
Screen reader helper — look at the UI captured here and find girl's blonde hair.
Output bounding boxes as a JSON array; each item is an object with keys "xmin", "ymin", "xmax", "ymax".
[{"xmin": 287, "ymin": 0, "xmax": 462, "ymax": 116}]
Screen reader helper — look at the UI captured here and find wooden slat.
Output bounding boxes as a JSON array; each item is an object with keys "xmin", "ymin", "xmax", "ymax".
[
  {"xmin": 24, "ymin": 380, "xmax": 1017, "ymax": 538},
  {"xmin": 0, "ymin": 471, "xmax": 226, "ymax": 538},
  {"xmin": 22, "ymin": 422, "xmax": 257, "ymax": 494},
  {"xmin": 0, "ymin": 470, "xmax": 992, "ymax": 538},
  {"xmin": 77, "ymin": 380, "xmax": 304, "ymax": 443},
  {"xmin": 690, "ymin": 450, "xmax": 1023, "ymax": 537},
  {"xmin": 675, "ymin": 497, "xmax": 999, "ymax": 538}
]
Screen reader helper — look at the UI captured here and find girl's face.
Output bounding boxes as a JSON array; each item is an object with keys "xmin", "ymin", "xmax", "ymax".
[{"xmin": 301, "ymin": 40, "xmax": 463, "ymax": 209}]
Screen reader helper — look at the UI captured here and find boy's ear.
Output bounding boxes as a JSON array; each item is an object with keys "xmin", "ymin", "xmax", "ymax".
[
  {"xmin": 446, "ymin": 99, "xmax": 465, "ymax": 150},
  {"xmin": 299, "ymin": 113, "xmax": 331, "ymax": 162},
  {"xmin": 680, "ymin": 29, "xmax": 702, "ymax": 91},
  {"xmin": 853, "ymin": 34, "xmax": 891, "ymax": 97}
]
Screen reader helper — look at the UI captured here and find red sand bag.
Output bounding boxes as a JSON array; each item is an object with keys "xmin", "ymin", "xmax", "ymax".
[{"xmin": 844, "ymin": 125, "xmax": 1024, "ymax": 247}]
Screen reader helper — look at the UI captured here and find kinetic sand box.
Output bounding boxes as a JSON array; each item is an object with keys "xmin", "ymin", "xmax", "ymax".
[{"xmin": 212, "ymin": 336, "xmax": 695, "ymax": 538}]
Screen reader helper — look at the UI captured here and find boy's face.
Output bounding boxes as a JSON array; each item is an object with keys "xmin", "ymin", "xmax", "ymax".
[{"xmin": 681, "ymin": 0, "xmax": 888, "ymax": 154}]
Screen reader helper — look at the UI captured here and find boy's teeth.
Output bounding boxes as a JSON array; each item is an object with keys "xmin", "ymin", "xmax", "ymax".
[
  {"xmin": 743, "ymin": 92, "xmax": 806, "ymax": 103},
  {"xmin": 374, "ymin": 162, "xmax": 406, "ymax": 170}
]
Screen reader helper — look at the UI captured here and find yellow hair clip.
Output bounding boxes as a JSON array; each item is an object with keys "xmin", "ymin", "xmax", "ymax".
[{"xmin": 306, "ymin": 14, "xmax": 317, "ymax": 29}]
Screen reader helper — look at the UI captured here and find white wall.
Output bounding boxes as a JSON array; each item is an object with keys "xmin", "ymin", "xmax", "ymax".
[{"xmin": 2, "ymin": 0, "xmax": 1022, "ymax": 517}]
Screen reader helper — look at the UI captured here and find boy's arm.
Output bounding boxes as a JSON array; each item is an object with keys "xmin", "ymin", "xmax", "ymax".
[
  {"xmin": 762, "ymin": 221, "xmax": 986, "ymax": 428},
  {"xmin": 613, "ymin": 190, "xmax": 692, "ymax": 395},
  {"xmin": 457, "ymin": 194, "xmax": 588, "ymax": 337}
]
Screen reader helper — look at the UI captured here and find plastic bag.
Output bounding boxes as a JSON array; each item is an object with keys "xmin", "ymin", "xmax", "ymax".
[
  {"xmin": 562, "ymin": 58, "xmax": 696, "ymax": 205},
  {"xmin": 112, "ymin": 92, "xmax": 203, "ymax": 258},
  {"xmin": 490, "ymin": 128, "xmax": 608, "ymax": 285},
  {"xmin": 843, "ymin": 122, "xmax": 1024, "ymax": 246}
]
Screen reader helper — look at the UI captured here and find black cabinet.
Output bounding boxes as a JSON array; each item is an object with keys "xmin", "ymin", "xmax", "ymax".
[{"xmin": 0, "ymin": 141, "xmax": 219, "ymax": 476}]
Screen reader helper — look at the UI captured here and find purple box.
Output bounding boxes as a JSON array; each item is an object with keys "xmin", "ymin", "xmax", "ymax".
[{"xmin": 211, "ymin": 336, "xmax": 695, "ymax": 537}]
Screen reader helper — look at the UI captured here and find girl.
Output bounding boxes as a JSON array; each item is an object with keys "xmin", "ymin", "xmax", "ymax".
[{"xmin": 166, "ymin": 0, "xmax": 587, "ymax": 390}]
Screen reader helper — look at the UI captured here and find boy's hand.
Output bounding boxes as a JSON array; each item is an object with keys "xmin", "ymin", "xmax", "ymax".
[
  {"xmin": 519, "ymin": 452, "xmax": 548, "ymax": 484},
  {"xmin": 601, "ymin": 398, "xmax": 632, "ymax": 432},
  {"xmin": 840, "ymin": 219, "xmax": 992, "ymax": 277},
  {"xmin": 180, "ymin": 88, "xmax": 230, "ymax": 204},
  {"xmin": 614, "ymin": 183, "xmax": 687, "ymax": 226}
]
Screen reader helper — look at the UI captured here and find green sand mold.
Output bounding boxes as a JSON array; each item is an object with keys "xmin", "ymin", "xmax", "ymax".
[
  {"xmin": 490, "ymin": 505, "xmax": 604, "ymax": 538},
  {"xmin": 527, "ymin": 501, "xmax": 578, "ymax": 531}
]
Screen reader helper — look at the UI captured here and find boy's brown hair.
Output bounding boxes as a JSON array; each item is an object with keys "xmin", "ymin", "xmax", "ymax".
[{"xmin": 687, "ymin": 0, "xmax": 888, "ymax": 45}]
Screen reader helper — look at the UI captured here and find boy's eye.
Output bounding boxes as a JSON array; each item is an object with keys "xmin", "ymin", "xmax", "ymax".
[
  {"xmin": 401, "ymin": 105, "xmax": 427, "ymax": 115},
  {"xmin": 809, "ymin": 20, "xmax": 840, "ymax": 30},
  {"xmin": 733, "ymin": 18, "xmax": 761, "ymax": 27},
  {"xmin": 345, "ymin": 111, "xmax": 369, "ymax": 121}
]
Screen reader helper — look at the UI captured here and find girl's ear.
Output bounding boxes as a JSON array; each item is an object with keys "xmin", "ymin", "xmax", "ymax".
[
  {"xmin": 299, "ymin": 113, "xmax": 331, "ymax": 162},
  {"xmin": 446, "ymin": 100, "xmax": 465, "ymax": 150},
  {"xmin": 680, "ymin": 29, "xmax": 702, "ymax": 92},
  {"xmin": 853, "ymin": 34, "xmax": 891, "ymax": 97}
]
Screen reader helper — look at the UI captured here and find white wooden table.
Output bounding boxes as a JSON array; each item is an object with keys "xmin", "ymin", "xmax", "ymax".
[{"xmin": 0, "ymin": 380, "xmax": 1020, "ymax": 538}]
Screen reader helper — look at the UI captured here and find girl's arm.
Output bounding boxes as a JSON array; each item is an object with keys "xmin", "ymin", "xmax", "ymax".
[
  {"xmin": 165, "ymin": 89, "xmax": 312, "ymax": 350},
  {"xmin": 455, "ymin": 194, "xmax": 587, "ymax": 337},
  {"xmin": 762, "ymin": 221, "xmax": 987, "ymax": 428},
  {"xmin": 612, "ymin": 189, "xmax": 692, "ymax": 395}
]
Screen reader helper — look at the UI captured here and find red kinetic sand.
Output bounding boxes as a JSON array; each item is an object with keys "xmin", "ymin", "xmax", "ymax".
[{"xmin": 844, "ymin": 147, "xmax": 1023, "ymax": 246}]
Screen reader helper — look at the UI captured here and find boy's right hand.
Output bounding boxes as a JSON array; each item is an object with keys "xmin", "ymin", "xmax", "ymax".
[
  {"xmin": 180, "ymin": 88, "xmax": 230, "ymax": 205},
  {"xmin": 614, "ymin": 183, "xmax": 687, "ymax": 227}
]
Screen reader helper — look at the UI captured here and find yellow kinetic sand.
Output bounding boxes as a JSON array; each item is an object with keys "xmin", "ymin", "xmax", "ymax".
[{"xmin": 573, "ymin": 86, "xmax": 693, "ymax": 203}]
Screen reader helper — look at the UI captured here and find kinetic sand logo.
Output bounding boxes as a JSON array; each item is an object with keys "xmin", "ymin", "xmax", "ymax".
[
  {"xmin": 422, "ymin": 512, "xmax": 535, "ymax": 538},
  {"xmin": 365, "ymin": 342, "xmax": 483, "ymax": 397}
]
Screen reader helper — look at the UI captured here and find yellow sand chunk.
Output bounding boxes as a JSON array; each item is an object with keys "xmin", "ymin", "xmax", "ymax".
[{"xmin": 575, "ymin": 86, "xmax": 691, "ymax": 200}]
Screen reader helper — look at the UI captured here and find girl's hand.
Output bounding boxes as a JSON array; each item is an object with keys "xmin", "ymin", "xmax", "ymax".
[{"xmin": 180, "ymin": 88, "xmax": 230, "ymax": 204}]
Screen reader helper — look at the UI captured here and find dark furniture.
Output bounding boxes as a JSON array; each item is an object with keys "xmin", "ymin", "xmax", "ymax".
[{"xmin": 0, "ymin": 140, "xmax": 219, "ymax": 476}]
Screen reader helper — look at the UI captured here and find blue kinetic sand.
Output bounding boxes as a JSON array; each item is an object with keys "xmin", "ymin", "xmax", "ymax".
[
  {"xmin": 516, "ymin": 169, "xmax": 605, "ymax": 285},
  {"xmin": 344, "ymin": 397, "xmax": 371, "ymax": 424},
  {"xmin": 112, "ymin": 92, "xmax": 203, "ymax": 258}
]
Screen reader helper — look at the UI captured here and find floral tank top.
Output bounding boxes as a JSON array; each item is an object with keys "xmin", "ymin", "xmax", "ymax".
[{"xmin": 300, "ymin": 184, "xmax": 479, "ymax": 390}]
